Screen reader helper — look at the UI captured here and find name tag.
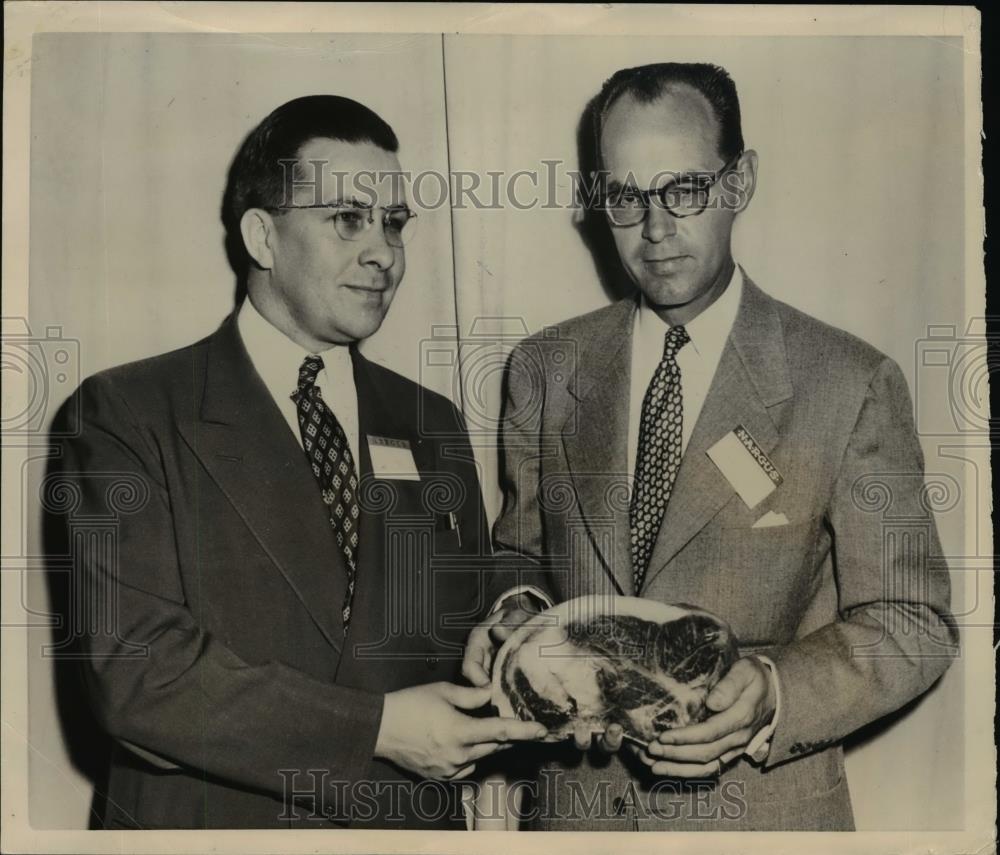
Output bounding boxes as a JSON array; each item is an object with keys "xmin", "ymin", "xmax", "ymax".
[
  {"xmin": 368, "ymin": 435, "xmax": 420, "ymax": 481},
  {"xmin": 706, "ymin": 425, "xmax": 782, "ymax": 510}
]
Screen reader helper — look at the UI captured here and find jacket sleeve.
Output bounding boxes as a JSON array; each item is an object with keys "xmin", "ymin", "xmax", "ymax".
[
  {"xmin": 486, "ymin": 342, "xmax": 559, "ymax": 608},
  {"xmin": 760, "ymin": 357, "xmax": 959, "ymax": 767},
  {"xmin": 51, "ymin": 373, "xmax": 384, "ymax": 813}
]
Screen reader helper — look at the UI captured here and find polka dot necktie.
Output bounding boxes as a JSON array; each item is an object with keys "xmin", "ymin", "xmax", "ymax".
[
  {"xmin": 292, "ymin": 355, "xmax": 360, "ymax": 630},
  {"xmin": 630, "ymin": 325, "xmax": 690, "ymax": 594}
]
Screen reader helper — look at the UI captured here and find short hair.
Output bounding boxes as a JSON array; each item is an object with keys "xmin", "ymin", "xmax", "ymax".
[
  {"xmin": 222, "ymin": 95, "xmax": 398, "ymax": 274},
  {"xmin": 593, "ymin": 62, "xmax": 744, "ymax": 166}
]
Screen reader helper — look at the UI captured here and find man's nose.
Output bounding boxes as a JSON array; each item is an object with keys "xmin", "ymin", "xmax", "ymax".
[
  {"xmin": 642, "ymin": 202, "xmax": 678, "ymax": 243},
  {"xmin": 358, "ymin": 221, "xmax": 397, "ymax": 270}
]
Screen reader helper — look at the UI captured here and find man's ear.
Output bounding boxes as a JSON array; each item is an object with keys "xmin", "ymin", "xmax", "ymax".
[
  {"xmin": 725, "ymin": 149, "xmax": 758, "ymax": 215},
  {"xmin": 240, "ymin": 208, "xmax": 277, "ymax": 270}
]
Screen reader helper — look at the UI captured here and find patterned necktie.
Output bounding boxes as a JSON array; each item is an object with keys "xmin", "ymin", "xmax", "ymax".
[
  {"xmin": 630, "ymin": 325, "xmax": 690, "ymax": 594},
  {"xmin": 292, "ymin": 354, "xmax": 360, "ymax": 629}
]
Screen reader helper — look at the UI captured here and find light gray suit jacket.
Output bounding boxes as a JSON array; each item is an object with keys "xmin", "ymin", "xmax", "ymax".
[{"xmin": 490, "ymin": 277, "xmax": 957, "ymax": 831}]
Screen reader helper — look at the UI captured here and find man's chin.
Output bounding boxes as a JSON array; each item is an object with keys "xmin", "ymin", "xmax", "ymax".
[
  {"xmin": 333, "ymin": 311, "xmax": 389, "ymax": 344},
  {"xmin": 636, "ymin": 278, "xmax": 696, "ymax": 310}
]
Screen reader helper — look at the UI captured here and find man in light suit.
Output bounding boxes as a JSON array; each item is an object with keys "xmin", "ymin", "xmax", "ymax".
[
  {"xmin": 464, "ymin": 63, "xmax": 958, "ymax": 830},
  {"xmin": 48, "ymin": 95, "xmax": 545, "ymax": 830}
]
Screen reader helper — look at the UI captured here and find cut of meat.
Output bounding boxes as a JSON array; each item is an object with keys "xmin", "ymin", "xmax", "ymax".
[{"xmin": 492, "ymin": 596, "xmax": 738, "ymax": 744}]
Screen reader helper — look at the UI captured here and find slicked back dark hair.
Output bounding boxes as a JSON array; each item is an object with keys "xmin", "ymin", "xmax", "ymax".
[
  {"xmin": 222, "ymin": 95, "xmax": 398, "ymax": 276},
  {"xmin": 593, "ymin": 62, "xmax": 744, "ymax": 166}
]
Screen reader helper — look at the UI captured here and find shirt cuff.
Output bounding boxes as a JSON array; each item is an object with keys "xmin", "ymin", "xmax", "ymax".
[
  {"xmin": 744, "ymin": 654, "xmax": 781, "ymax": 762},
  {"xmin": 488, "ymin": 585, "xmax": 554, "ymax": 616}
]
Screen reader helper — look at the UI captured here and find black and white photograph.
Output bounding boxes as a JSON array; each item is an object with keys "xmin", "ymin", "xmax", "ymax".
[{"xmin": 1, "ymin": 4, "xmax": 992, "ymax": 853}]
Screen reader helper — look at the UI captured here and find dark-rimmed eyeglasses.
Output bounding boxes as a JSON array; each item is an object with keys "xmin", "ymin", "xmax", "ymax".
[
  {"xmin": 603, "ymin": 152, "xmax": 743, "ymax": 225},
  {"xmin": 270, "ymin": 203, "xmax": 418, "ymax": 248}
]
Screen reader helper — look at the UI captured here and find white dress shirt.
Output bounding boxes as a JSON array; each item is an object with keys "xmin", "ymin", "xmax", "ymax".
[
  {"xmin": 237, "ymin": 296, "xmax": 361, "ymax": 464},
  {"xmin": 627, "ymin": 264, "xmax": 743, "ymax": 481}
]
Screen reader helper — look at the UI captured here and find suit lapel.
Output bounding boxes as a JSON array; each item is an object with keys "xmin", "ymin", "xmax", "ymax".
[
  {"xmin": 641, "ymin": 277, "xmax": 793, "ymax": 591},
  {"xmin": 342, "ymin": 352, "xmax": 439, "ymax": 670},
  {"xmin": 177, "ymin": 314, "xmax": 347, "ymax": 652},
  {"xmin": 352, "ymin": 350, "xmax": 425, "ymax": 470},
  {"xmin": 351, "ymin": 349, "xmax": 435, "ymax": 494},
  {"xmin": 561, "ymin": 298, "xmax": 636, "ymax": 595},
  {"xmin": 350, "ymin": 349, "xmax": 429, "ymax": 573}
]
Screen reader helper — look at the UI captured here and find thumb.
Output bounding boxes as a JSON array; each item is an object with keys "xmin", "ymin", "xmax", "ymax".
[
  {"xmin": 443, "ymin": 683, "xmax": 493, "ymax": 711},
  {"xmin": 490, "ymin": 623, "xmax": 514, "ymax": 643},
  {"xmin": 706, "ymin": 666, "xmax": 747, "ymax": 712}
]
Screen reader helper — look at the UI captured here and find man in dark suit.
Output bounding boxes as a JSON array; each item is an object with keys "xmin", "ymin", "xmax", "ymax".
[
  {"xmin": 49, "ymin": 95, "xmax": 545, "ymax": 830},
  {"xmin": 464, "ymin": 63, "xmax": 957, "ymax": 830}
]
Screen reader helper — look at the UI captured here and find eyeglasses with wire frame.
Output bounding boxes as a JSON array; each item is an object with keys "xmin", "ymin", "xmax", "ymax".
[{"xmin": 269, "ymin": 202, "xmax": 418, "ymax": 247}]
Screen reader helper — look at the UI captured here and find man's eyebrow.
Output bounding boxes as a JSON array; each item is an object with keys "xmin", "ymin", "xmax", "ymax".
[
  {"xmin": 316, "ymin": 198, "xmax": 412, "ymax": 211},
  {"xmin": 604, "ymin": 170, "xmax": 709, "ymax": 194},
  {"xmin": 315, "ymin": 197, "xmax": 370, "ymax": 208},
  {"xmin": 657, "ymin": 168, "xmax": 714, "ymax": 186}
]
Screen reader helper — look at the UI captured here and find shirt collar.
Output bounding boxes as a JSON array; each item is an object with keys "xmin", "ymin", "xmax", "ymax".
[
  {"xmin": 635, "ymin": 263, "xmax": 744, "ymax": 360},
  {"xmin": 237, "ymin": 297, "xmax": 353, "ymax": 402}
]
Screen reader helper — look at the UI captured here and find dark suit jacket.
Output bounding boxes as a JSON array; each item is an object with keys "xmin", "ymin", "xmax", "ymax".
[
  {"xmin": 488, "ymin": 277, "xmax": 958, "ymax": 830},
  {"xmin": 49, "ymin": 312, "xmax": 493, "ymax": 829}
]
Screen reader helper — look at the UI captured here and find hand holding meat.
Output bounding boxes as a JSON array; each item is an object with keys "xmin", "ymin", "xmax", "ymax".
[
  {"xmin": 642, "ymin": 655, "xmax": 776, "ymax": 777},
  {"xmin": 491, "ymin": 597, "xmax": 739, "ymax": 752},
  {"xmin": 374, "ymin": 682, "xmax": 548, "ymax": 780},
  {"xmin": 462, "ymin": 594, "xmax": 543, "ymax": 688}
]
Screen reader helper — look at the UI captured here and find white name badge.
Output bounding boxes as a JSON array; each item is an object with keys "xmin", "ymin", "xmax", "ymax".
[
  {"xmin": 368, "ymin": 435, "xmax": 421, "ymax": 481},
  {"xmin": 706, "ymin": 425, "xmax": 783, "ymax": 510}
]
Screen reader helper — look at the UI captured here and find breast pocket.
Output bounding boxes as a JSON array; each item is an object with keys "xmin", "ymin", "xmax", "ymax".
[{"xmin": 715, "ymin": 516, "xmax": 822, "ymax": 645}]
